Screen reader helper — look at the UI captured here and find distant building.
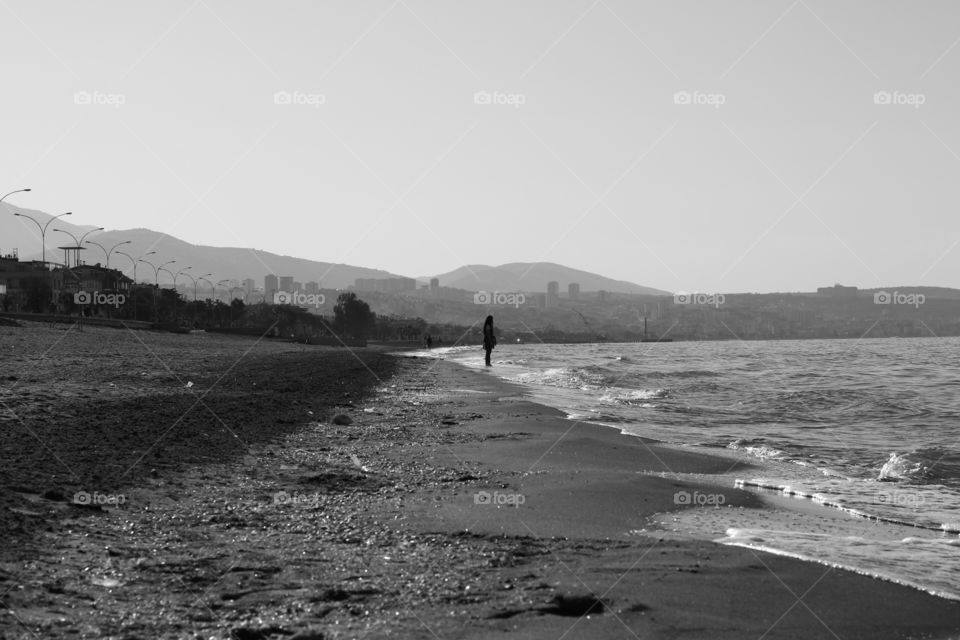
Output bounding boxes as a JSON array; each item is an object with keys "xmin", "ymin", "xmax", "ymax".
[
  {"xmin": 0, "ymin": 251, "xmax": 49, "ymax": 310},
  {"xmin": 568, "ymin": 283, "xmax": 580, "ymax": 301},
  {"xmin": 430, "ymin": 278, "xmax": 439, "ymax": 296},
  {"xmin": 52, "ymin": 264, "xmax": 133, "ymax": 315},
  {"xmin": 305, "ymin": 281, "xmax": 319, "ymax": 294},
  {"xmin": 293, "ymin": 281, "xmax": 302, "ymax": 292},
  {"xmin": 279, "ymin": 276, "xmax": 294, "ymax": 292},
  {"xmin": 242, "ymin": 278, "xmax": 255, "ymax": 295},
  {"xmin": 264, "ymin": 274, "xmax": 279, "ymax": 300},
  {"xmin": 546, "ymin": 281, "xmax": 560, "ymax": 307},
  {"xmin": 817, "ymin": 284, "xmax": 859, "ymax": 298}
]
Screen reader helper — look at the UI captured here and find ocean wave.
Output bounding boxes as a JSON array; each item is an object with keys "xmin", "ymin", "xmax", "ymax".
[
  {"xmin": 727, "ymin": 439, "xmax": 786, "ymax": 460},
  {"xmin": 598, "ymin": 387, "xmax": 667, "ymax": 406},
  {"xmin": 878, "ymin": 448, "xmax": 960, "ymax": 486},
  {"xmin": 717, "ymin": 527, "xmax": 960, "ymax": 601}
]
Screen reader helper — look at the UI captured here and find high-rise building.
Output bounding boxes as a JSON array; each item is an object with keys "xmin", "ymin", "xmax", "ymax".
[
  {"xmin": 264, "ymin": 274, "xmax": 279, "ymax": 301},
  {"xmin": 243, "ymin": 278, "xmax": 255, "ymax": 295},
  {"xmin": 279, "ymin": 276, "xmax": 294, "ymax": 292},
  {"xmin": 430, "ymin": 278, "xmax": 439, "ymax": 295},
  {"xmin": 305, "ymin": 281, "xmax": 319, "ymax": 294},
  {"xmin": 546, "ymin": 281, "xmax": 560, "ymax": 307},
  {"xmin": 568, "ymin": 283, "xmax": 580, "ymax": 301}
]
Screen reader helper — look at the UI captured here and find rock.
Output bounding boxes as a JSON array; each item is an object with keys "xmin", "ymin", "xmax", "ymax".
[
  {"xmin": 289, "ymin": 629, "xmax": 325, "ymax": 640},
  {"xmin": 230, "ymin": 626, "xmax": 287, "ymax": 640},
  {"xmin": 331, "ymin": 414, "xmax": 352, "ymax": 425},
  {"xmin": 542, "ymin": 593, "xmax": 605, "ymax": 616}
]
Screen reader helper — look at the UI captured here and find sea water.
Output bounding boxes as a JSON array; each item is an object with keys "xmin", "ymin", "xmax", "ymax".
[{"xmin": 417, "ymin": 337, "xmax": 960, "ymax": 600}]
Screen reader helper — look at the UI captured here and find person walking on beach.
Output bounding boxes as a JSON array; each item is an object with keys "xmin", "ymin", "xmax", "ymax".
[{"xmin": 482, "ymin": 315, "xmax": 496, "ymax": 366}]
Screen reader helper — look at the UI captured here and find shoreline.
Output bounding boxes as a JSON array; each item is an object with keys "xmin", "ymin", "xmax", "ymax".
[
  {"xmin": 424, "ymin": 346, "xmax": 960, "ymax": 598},
  {"xmin": 395, "ymin": 354, "xmax": 960, "ymax": 635},
  {"xmin": 2, "ymin": 324, "xmax": 958, "ymax": 638}
]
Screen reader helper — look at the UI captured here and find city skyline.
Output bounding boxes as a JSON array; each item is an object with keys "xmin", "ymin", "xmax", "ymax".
[{"xmin": 3, "ymin": 1, "xmax": 960, "ymax": 294}]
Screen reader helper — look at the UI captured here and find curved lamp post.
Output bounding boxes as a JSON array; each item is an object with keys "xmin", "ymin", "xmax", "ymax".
[
  {"xmin": 174, "ymin": 267, "xmax": 192, "ymax": 295},
  {"xmin": 12, "ymin": 211, "xmax": 71, "ymax": 267},
  {"xmin": 216, "ymin": 280, "xmax": 231, "ymax": 303},
  {"xmin": 54, "ymin": 227, "xmax": 104, "ymax": 267},
  {"xmin": 86, "ymin": 239, "xmax": 130, "ymax": 268},
  {"xmin": 0, "ymin": 188, "xmax": 31, "ymax": 205}
]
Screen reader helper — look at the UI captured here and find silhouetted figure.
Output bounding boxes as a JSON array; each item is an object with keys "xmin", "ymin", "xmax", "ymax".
[
  {"xmin": 482, "ymin": 315, "xmax": 496, "ymax": 366},
  {"xmin": 425, "ymin": 334, "xmax": 433, "ymax": 349}
]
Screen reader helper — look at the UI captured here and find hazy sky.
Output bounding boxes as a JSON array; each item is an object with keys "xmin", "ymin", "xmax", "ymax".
[{"xmin": 2, "ymin": 1, "xmax": 959, "ymax": 293}]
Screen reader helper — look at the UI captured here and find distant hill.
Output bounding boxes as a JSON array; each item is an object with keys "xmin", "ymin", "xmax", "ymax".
[
  {"xmin": 2, "ymin": 206, "xmax": 665, "ymax": 293},
  {"xmin": 427, "ymin": 262, "xmax": 669, "ymax": 295},
  {"xmin": 5, "ymin": 222, "xmax": 405, "ymax": 288}
]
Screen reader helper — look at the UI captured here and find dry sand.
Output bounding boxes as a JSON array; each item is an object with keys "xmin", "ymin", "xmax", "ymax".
[{"xmin": 1, "ymin": 321, "xmax": 958, "ymax": 639}]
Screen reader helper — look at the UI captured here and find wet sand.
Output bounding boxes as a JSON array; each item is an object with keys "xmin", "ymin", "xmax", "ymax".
[{"xmin": 1, "ymin": 321, "xmax": 958, "ymax": 638}]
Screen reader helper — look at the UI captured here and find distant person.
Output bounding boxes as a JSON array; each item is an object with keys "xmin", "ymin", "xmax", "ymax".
[
  {"xmin": 425, "ymin": 334, "xmax": 433, "ymax": 349},
  {"xmin": 482, "ymin": 315, "xmax": 496, "ymax": 366}
]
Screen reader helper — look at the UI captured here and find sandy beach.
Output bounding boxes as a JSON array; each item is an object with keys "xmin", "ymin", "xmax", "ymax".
[{"xmin": 1, "ymin": 321, "xmax": 958, "ymax": 639}]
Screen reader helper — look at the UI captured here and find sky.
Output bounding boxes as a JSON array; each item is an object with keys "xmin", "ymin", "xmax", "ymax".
[{"xmin": 2, "ymin": 0, "xmax": 959, "ymax": 294}]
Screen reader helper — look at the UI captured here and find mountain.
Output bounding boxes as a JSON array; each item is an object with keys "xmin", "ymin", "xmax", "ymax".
[
  {"xmin": 2, "ymin": 205, "xmax": 666, "ymax": 293},
  {"xmin": 426, "ymin": 262, "xmax": 669, "ymax": 295},
  {"xmin": 3, "ymin": 218, "xmax": 406, "ymax": 288}
]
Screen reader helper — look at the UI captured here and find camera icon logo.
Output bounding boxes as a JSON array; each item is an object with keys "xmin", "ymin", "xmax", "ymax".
[
  {"xmin": 473, "ymin": 291, "xmax": 491, "ymax": 304},
  {"xmin": 473, "ymin": 90, "xmax": 492, "ymax": 105},
  {"xmin": 873, "ymin": 91, "xmax": 892, "ymax": 105},
  {"xmin": 473, "ymin": 491, "xmax": 491, "ymax": 505},
  {"xmin": 273, "ymin": 491, "xmax": 291, "ymax": 505},
  {"xmin": 873, "ymin": 290, "xmax": 891, "ymax": 304},
  {"xmin": 673, "ymin": 91, "xmax": 691, "ymax": 105},
  {"xmin": 73, "ymin": 491, "xmax": 92, "ymax": 505},
  {"xmin": 274, "ymin": 91, "xmax": 292, "ymax": 105},
  {"xmin": 673, "ymin": 490, "xmax": 691, "ymax": 505},
  {"xmin": 74, "ymin": 291, "xmax": 92, "ymax": 304},
  {"xmin": 673, "ymin": 292, "xmax": 690, "ymax": 304},
  {"xmin": 273, "ymin": 291, "xmax": 292, "ymax": 304}
]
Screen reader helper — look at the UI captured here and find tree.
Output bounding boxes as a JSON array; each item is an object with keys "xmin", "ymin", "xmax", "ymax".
[{"xmin": 333, "ymin": 292, "xmax": 376, "ymax": 339}]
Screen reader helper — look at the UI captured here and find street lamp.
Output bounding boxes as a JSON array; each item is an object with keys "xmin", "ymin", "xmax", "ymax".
[
  {"xmin": 158, "ymin": 266, "xmax": 177, "ymax": 288},
  {"xmin": 139, "ymin": 258, "xmax": 176, "ymax": 286},
  {"xmin": 12, "ymin": 211, "xmax": 71, "ymax": 267},
  {"xmin": 54, "ymin": 227, "xmax": 103, "ymax": 266},
  {"xmin": 216, "ymin": 279, "xmax": 230, "ymax": 302},
  {"xmin": 0, "ymin": 188, "xmax": 31, "ymax": 205},
  {"xmin": 198, "ymin": 276, "xmax": 214, "ymax": 300},
  {"xmin": 179, "ymin": 272, "xmax": 198, "ymax": 301},
  {"xmin": 86, "ymin": 239, "xmax": 131, "ymax": 268},
  {"xmin": 174, "ymin": 267, "xmax": 192, "ymax": 294}
]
